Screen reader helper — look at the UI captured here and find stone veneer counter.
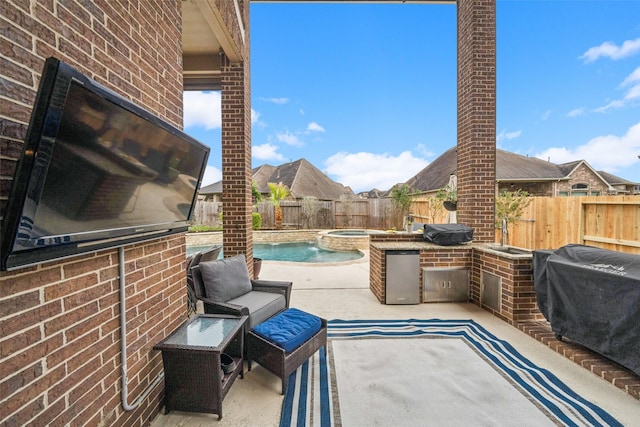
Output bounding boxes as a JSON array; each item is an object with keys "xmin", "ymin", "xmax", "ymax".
[
  {"xmin": 372, "ymin": 240, "xmax": 532, "ymax": 259},
  {"xmin": 371, "ymin": 241, "xmax": 474, "ymax": 251}
]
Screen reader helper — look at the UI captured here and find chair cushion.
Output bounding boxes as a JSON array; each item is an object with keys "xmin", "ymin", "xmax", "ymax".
[
  {"xmin": 252, "ymin": 308, "xmax": 322, "ymax": 353},
  {"xmin": 229, "ymin": 291, "xmax": 286, "ymax": 329},
  {"xmin": 199, "ymin": 254, "xmax": 252, "ymax": 302}
]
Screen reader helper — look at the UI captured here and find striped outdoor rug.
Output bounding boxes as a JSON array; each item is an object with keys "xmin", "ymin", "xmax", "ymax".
[{"xmin": 279, "ymin": 319, "xmax": 622, "ymax": 427}]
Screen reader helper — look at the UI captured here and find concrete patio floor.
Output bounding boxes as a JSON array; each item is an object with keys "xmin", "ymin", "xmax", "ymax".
[{"xmin": 151, "ymin": 251, "xmax": 640, "ymax": 426}]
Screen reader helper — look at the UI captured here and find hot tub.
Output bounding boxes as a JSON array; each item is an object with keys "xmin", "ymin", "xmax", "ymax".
[{"xmin": 317, "ymin": 229, "xmax": 384, "ymax": 251}]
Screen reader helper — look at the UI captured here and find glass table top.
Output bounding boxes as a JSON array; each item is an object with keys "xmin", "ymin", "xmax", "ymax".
[{"xmin": 161, "ymin": 316, "xmax": 244, "ymax": 349}]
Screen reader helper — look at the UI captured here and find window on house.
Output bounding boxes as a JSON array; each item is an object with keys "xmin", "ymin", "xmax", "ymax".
[
  {"xmin": 591, "ymin": 191, "xmax": 600, "ymax": 196},
  {"xmin": 570, "ymin": 183, "xmax": 588, "ymax": 196},
  {"xmin": 558, "ymin": 191, "xmax": 569, "ymax": 196}
]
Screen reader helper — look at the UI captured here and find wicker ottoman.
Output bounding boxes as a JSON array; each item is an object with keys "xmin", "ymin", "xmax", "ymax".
[{"xmin": 246, "ymin": 308, "xmax": 327, "ymax": 394}]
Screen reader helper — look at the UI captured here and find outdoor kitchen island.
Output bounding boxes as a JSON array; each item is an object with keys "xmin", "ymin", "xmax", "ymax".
[{"xmin": 369, "ymin": 234, "xmax": 543, "ymax": 325}]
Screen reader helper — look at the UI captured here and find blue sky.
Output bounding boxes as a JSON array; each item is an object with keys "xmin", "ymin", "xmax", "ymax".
[{"xmin": 184, "ymin": 1, "xmax": 640, "ymax": 193}]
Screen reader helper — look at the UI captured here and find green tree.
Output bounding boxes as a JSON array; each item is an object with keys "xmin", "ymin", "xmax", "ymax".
[
  {"xmin": 391, "ymin": 184, "xmax": 413, "ymax": 214},
  {"xmin": 495, "ymin": 189, "xmax": 533, "ymax": 244},
  {"xmin": 268, "ymin": 182, "xmax": 290, "ymax": 229},
  {"xmin": 391, "ymin": 184, "xmax": 414, "ymax": 229},
  {"xmin": 251, "ymin": 180, "xmax": 263, "ymax": 204},
  {"xmin": 426, "ymin": 195, "xmax": 444, "ymax": 223}
]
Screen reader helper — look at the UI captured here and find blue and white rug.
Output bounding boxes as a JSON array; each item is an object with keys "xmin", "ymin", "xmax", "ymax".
[{"xmin": 280, "ymin": 319, "xmax": 622, "ymax": 427}]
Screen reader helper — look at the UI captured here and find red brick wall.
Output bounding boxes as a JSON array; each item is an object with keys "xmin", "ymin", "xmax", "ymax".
[
  {"xmin": 1, "ymin": 1, "xmax": 187, "ymax": 425},
  {"xmin": 472, "ymin": 250, "xmax": 544, "ymax": 325},
  {"xmin": 457, "ymin": 0, "xmax": 497, "ymax": 242}
]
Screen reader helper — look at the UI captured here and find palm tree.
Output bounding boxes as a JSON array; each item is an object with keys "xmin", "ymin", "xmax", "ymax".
[{"xmin": 268, "ymin": 182, "xmax": 290, "ymax": 229}]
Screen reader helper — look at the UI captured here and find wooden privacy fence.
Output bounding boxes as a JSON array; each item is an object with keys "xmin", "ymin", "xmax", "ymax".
[
  {"xmin": 508, "ymin": 195, "xmax": 639, "ymax": 254},
  {"xmin": 193, "ymin": 198, "xmax": 400, "ymax": 230},
  {"xmin": 193, "ymin": 195, "xmax": 639, "ymax": 254},
  {"xmin": 409, "ymin": 195, "xmax": 639, "ymax": 253}
]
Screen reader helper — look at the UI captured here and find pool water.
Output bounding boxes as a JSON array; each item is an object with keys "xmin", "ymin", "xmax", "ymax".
[{"xmin": 187, "ymin": 242, "xmax": 363, "ymax": 263}]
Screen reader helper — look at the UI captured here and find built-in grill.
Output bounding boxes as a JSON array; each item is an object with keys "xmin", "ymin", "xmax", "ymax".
[{"xmin": 533, "ymin": 244, "xmax": 640, "ymax": 376}]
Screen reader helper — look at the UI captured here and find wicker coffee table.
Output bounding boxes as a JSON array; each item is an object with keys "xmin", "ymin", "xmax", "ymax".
[{"xmin": 153, "ymin": 314, "xmax": 248, "ymax": 419}]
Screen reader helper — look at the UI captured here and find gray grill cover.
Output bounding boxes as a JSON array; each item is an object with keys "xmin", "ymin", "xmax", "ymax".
[
  {"xmin": 533, "ymin": 244, "xmax": 640, "ymax": 376},
  {"xmin": 423, "ymin": 224, "xmax": 473, "ymax": 246}
]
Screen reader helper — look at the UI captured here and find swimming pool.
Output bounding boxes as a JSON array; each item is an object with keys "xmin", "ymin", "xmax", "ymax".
[{"xmin": 187, "ymin": 242, "xmax": 363, "ymax": 263}]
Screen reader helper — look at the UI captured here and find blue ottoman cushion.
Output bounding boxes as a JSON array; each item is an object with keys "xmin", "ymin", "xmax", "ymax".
[{"xmin": 252, "ymin": 308, "xmax": 322, "ymax": 353}]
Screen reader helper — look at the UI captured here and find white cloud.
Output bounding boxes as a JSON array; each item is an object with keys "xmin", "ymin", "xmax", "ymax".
[
  {"xmin": 567, "ymin": 107, "xmax": 586, "ymax": 118},
  {"xmin": 324, "ymin": 151, "xmax": 429, "ymax": 193},
  {"xmin": 580, "ymin": 37, "xmax": 640, "ymax": 63},
  {"xmin": 621, "ymin": 67, "xmax": 640, "ymax": 101},
  {"xmin": 625, "ymin": 84, "xmax": 640, "ymax": 101},
  {"xmin": 415, "ymin": 144, "xmax": 435, "ymax": 158},
  {"xmin": 594, "ymin": 99, "xmax": 626, "ymax": 113},
  {"xmin": 260, "ymin": 97, "xmax": 289, "ymax": 105},
  {"xmin": 497, "ymin": 129, "xmax": 522, "ymax": 142},
  {"xmin": 276, "ymin": 131, "xmax": 304, "ymax": 146},
  {"xmin": 201, "ymin": 165, "xmax": 221, "ymax": 186},
  {"xmin": 593, "ymin": 67, "xmax": 640, "ymax": 112},
  {"xmin": 307, "ymin": 122, "xmax": 325, "ymax": 132},
  {"xmin": 621, "ymin": 66, "xmax": 640, "ymax": 87},
  {"xmin": 541, "ymin": 110, "xmax": 552, "ymax": 121},
  {"xmin": 253, "ymin": 143, "xmax": 286, "ymax": 162},
  {"xmin": 183, "ymin": 91, "xmax": 221, "ymax": 130},
  {"xmin": 535, "ymin": 121, "xmax": 640, "ymax": 172}
]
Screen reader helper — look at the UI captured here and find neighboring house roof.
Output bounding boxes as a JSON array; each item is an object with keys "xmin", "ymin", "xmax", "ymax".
[
  {"xmin": 405, "ymin": 147, "xmax": 458, "ymax": 192},
  {"xmin": 406, "ymin": 146, "xmax": 634, "ymax": 192},
  {"xmin": 358, "ymin": 188, "xmax": 386, "ymax": 198},
  {"xmin": 198, "ymin": 181, "xmax": 221, "ymax": 195},
  {"xmin": 200, "ymin": 158, "xmax": 354, "ymax": 201},
  {"xmin": 258, "ymin": 158, "xmax": 353, "ymax": 200},
  {"xmin": 597, "ymin": 170, "xmax": 636, "ymax": 186},
  {"xmin": 496, "ymin": 150, "xmax": 566, "ymax": 181}
]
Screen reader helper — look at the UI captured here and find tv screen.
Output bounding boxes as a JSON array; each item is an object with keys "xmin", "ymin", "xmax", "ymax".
[{"xmin": 1, "ymin": 57, "xmax": 210, "ymax": 271}]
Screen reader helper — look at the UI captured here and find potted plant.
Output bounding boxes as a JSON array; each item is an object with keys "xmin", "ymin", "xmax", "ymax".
[{"xmin": 436, "ymin": 184, "xmax": 457, "ymax": 211}]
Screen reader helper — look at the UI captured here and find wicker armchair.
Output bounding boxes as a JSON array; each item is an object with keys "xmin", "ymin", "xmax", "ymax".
[
  {"xmin": 186, "ymin": 246, "xmax": 222, "ymax": 316},
  {"xmin": 190, "ymin": 254, "xmax": 292, "ymax": 329}
]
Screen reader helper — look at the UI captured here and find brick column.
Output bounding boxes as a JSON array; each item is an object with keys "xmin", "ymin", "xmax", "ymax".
[
  {"xmin": 457, "ymin": 0, "xmax": 496, "ymax": 242},
  {"xmin": 221, "ymin": 55, "xmax": 253, "ymax": 269}
]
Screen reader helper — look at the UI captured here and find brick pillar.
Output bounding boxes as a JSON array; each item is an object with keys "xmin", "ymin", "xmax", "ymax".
[
  {"xmin": 457, "ymin": 0, "xmax": 496, "ymax": 242},
  {"xmin": 221, "ymin": 54, "xmax": 253, "ymax": 269}
]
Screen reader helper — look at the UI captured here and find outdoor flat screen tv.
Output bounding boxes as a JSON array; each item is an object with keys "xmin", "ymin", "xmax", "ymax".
[{"xmin": 1, "ymin": 57, "xmax": 210, "ymax": 271}]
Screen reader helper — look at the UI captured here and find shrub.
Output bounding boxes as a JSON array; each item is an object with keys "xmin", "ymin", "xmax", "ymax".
[
  {"xmin": 252, "ymin": 212, "xmax": 262, "ymax": 230},
  {"xmin": 188, "ymin": 225, "xmax": 221, "ymax": 233}
]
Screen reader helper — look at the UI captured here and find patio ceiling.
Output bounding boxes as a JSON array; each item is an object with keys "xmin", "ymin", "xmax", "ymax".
[
  {"xmin": 182, "ymin": 0, "xmax": 242, "ymax": 90},
  {"xmin": 181, "ymin": 0, "xmax": 456, "ymax": 90}
]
